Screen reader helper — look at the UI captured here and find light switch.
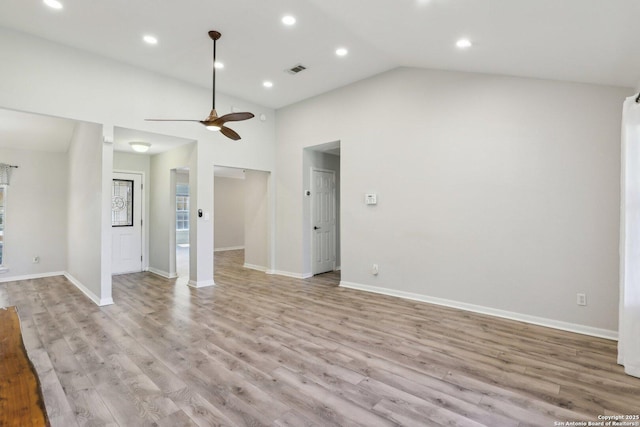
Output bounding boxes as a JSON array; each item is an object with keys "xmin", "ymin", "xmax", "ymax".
[{"xmin": 204, "ymin": 212, "xmax": 210, "ymax": 221}]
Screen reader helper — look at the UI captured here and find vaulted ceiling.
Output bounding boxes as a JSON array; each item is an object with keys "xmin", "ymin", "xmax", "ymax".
[{"xmin": 1, "ymin": 0, "xmax": 638, "ymax": 110}]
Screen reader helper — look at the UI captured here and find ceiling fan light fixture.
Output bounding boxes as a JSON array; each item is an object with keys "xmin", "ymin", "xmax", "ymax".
[
  {"xmin": 206, "ymin": 125, "xmax": 221, "ymax": 132},
  {"xmin": 129, "ymin": 141, "xmax": 151, "ymax": 152}
]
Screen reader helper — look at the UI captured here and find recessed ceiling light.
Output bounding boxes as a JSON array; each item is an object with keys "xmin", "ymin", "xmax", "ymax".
[
  {"xmin": 336, "ymin": 47, "xmax": 348, "ymax": 57},
  {"xmin": 143, "ymin": 35, "xmax": 158, "ymax": 45},
  {"xmin": 214, "ymin": 61, "xmax": 224, "ymax": 69},
  {"xmin": 456, "ymin": 38, "xmax": 472, "ymax": 49},
  {"xmin": 43, "ymin": 0, "xmax": 63, "ymax": 9},
  {"xmin": 263, "ymin": 81, "xmax": 274, "ymax": 88},
  {"xmin": 282, "ymin": 15, "xmax": 296, "ymax": 26}
]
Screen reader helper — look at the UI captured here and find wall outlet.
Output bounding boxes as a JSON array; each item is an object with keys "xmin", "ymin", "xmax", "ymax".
[
  {"xmin": 371, "ymin": 264, "xmax": 379, "ymax": 275},
  {"xmin": 577, "ymin": 293, "xmax": 587, "ymax": 306},
  {"xmin": 32, "ymin": 256, "xmax": 40, "ymax": 264}
]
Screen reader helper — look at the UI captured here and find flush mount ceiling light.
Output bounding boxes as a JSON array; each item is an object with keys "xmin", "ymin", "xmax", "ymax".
[
  {"xmin": 214, "ymin": 61, "xmax": 224, "ymax": 69},
  {"xmin": 143, "ymin": 35, "xmax": 158, "ymax": 45},
  {"xmin": 263, "ymin": 81, "xmax": 274, "ymax": 88},
  {"xmin": 456, "ymin": 38, "xmax": 472, "ymax": 49},
  {"xmin": 335, "ymin": 47, "xmax": 348, "ymax": 57},
  {"xmin": 43, "ymin": 0, "xmax": 63, "ymax": 9},
  {"xmin": 282, "ymin": 15, "xmax": 296, "ymax": 26},
  {"xmin": 129, "ymin": 142, "xmax": 151, "ymax": 153}
]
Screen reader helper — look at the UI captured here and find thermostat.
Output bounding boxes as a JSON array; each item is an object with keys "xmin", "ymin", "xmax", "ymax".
[{"xmin": 365, "ymin": 193, "xmax": 377, "ymax": 205}]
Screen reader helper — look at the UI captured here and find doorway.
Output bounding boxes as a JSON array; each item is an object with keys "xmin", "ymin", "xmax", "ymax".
[
  {"xmin": 303, "ymin": 141, "xmax": 341, "ymax": 277},
  {"xmin": 213, "ymin": 166, "xmax": 270, "ymax": 273},
  {"xmin": 175, "ymin": 168, "xmax": 190, "ymax": 279}
]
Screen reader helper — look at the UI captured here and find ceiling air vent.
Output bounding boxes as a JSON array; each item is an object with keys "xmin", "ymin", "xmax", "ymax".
[{"xmin": 286, "ymin": 64, "xmax": 307, "ymax": 75}]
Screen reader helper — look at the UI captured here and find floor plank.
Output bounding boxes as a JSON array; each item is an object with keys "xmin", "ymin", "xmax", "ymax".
[{"xmin": 1, "ymin": 249, "xmax": 639, "ymax": 426}]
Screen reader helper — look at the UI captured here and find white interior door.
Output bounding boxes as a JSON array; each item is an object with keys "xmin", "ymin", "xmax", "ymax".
[
  {"xmin": 111, "ymin": 172, "xmax": 142, "ymax": 275},
  {"xmin": 312, "ymin": 169, "xmax": 336, "ymax": 275}
]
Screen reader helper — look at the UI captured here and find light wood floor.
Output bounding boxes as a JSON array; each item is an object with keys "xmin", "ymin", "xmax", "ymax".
[{"xmin": 1, "ymin": 250, "xmax": 639, "ymax": 426}]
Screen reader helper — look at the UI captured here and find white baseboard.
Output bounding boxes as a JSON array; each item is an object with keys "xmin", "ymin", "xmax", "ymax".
[
  {"xmin": 188, "ymin": 280, "xmax": 215, "ymax": 288},
  {"xmin": 266, "ymin": 270, "xmax": 313, "ymax": 279},
  {"xmin": 64, "ymin": 272, "xmax": 113, "ymax": 306},
  {"xmin": 335, "ymin": 266, "xmax": 342, "ymax": 271},
  {"xmin": 619, "ymin": 360, "xmax": 640, "ymax": 378},
  {"xmin": 0, "ymin": 271, "xmax": 65, "ymax": 283},
  {"xmin": 243, "ymin": 263, "xmax": 268, "ymax": 272},
  {"xmin": 214, "ymin": 246, "xmax": 245, "ymax": 252},
  {"xmin": 148, "ymin": 267, "xmax": 178, "ymax": 279},
  {"xmin": 339, "ymin": 281, "xmax": 618, "ymax": 341}
]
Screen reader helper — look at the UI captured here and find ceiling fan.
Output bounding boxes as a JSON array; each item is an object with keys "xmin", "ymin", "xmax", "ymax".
[{"xmin": 145, "ymin": 30, "xmax": 254, "ymax": 141}]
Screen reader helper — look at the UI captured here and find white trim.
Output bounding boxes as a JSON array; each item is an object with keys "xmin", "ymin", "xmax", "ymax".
[
  {"xmin": 148, "ymin": 267, "xmax": 178, "ymax": 279},
  {"xmin": 64, "ymin": 272, "xmax": 114, "ymax": 306},
  {"xmin": 214, "ymin": 246, "xmax": 245, "ymax": 252},
  {"xmin": 267, "ymin": 270, "xmax": 313, "ymax": 279},
  {"xmin": 0, "ymin": 267, "xmax": 9, "ymax": 274},
  {"xmin": 188, "ymin": 279, "xmax": 215, "ymax": 288},
  {"xmin": 339, "ymin": 281, "xmax": 618, "ymax": 341},
  {"xmin": 0, "ymin": 271, "xmax": 65, "ymax": 283},
  {"xmin": 623, "ymin": 365, "xmax": 640, "ymax": 378},
  {"xmin": 335, "ymin": 266, "xmax": 342, "ymax": 271},
  {"xmin": 243, "ymin": 263, "xmax": 268, "ymax": 272}
]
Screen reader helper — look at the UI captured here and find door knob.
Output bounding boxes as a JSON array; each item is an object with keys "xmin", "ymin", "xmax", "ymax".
[{"xmin": 313, "ymin": 226, "xmax": 321, "ymax": 230}]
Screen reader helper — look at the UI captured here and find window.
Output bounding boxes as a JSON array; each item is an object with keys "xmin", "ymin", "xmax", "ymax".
[
  {"xmin": 0, "ymin": 186, "xmax": 5, "ymax": 265},
  {"xmin": 112, "ymin": 179, "xmax": 134, "ymax": 227},
  {"xmin": 176, "ymin": 184, "xmax": 189, "ymax": 231}
]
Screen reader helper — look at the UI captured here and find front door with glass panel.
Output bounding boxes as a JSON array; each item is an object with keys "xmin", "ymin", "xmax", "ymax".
[{"xmin": 111, "ymin": 172, "xmax": 142, "ymax": 274}]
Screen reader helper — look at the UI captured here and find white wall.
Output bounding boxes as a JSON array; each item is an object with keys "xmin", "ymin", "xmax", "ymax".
[
  {"xmin": 276, "ymin": 67, "xmax": 633, "ymax": 335},
  {"xmin": 67, "ymin": 121, "xmax": 112, "ymax": 305},
  {"xmin": 0, "ymin": 148, "xmax": 68, "ymax": 280},
  {"xmin": 100, "ymin": 140, "xmax": 114, "ymax": 303},
  {"xmin": 244, "ymin": 170, "xmax": 270, "ymax": 270},
  {"xmin": 113, "ymin": 151, "xmax": 151, "ymax": 269},
  {"xmin": 214, "ymin": 176, "xmax": 245, "ymax": 250}
]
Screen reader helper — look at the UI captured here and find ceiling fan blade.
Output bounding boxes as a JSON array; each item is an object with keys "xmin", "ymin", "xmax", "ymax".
[
  {"xmin": 212, "ymin": 112, "xmax": 255, "ymax": 126},
  {"xmin": 220, "ymin": 126, "xmax": 241, "ymax": 141},
  {"xmin": 145, "ymin": 119, "xmax": 202, "ymax": 122}
]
